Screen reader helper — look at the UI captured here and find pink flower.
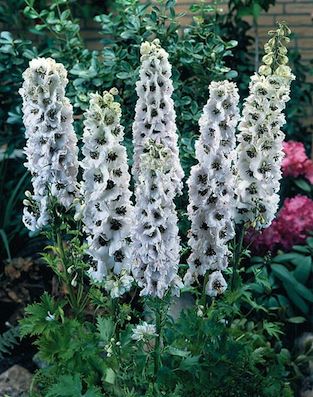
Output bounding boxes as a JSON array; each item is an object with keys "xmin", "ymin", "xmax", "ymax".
[
  {"xmin": 249, "ymin": 195, "xmax": 313, "ymax": 254},
  {"xmin": 304, "ymin": 160, "xmax": 313, "ymax": 184},
  {"xmin": 282, "ymin": 141, "xmax": 313, "ymax": 183}
]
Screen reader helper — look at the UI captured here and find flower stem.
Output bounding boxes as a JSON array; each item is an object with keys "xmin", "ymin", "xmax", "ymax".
[
  {"xmin": 231, "ymin": 224, "xmax": 245, "ymax": 291},
  {"xmin": 151, "ymin": 297, "xmax": 166, "ymax": 394},
  {"xmin": 201, "ymin": 271, "xmax": 210, "ymax": 307},
  {"xmin": 154, "ymin": 304, "xmax": 162, "ymax": 378},
  {"xmin": 55, "ymin": 231, "xmax": 77, "ymax": 311}
]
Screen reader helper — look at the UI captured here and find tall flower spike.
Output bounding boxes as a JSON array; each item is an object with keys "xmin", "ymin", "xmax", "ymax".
[
  {"xmin": 80, "ymin": 89, "xmax": 133, "ymax": 296},
  {"xmin": 184, "ymin": 81, "xmax": 240, "ymax": 295},
  {"xmin": 132, "ymin": 140, "xmax": 182, "ymax": 298},
  {"xmin": 19, "ymin": 58, "xmax": 79, "ymax": 231},
  {"xmin": 132, "ymin": 39, "xmax": 184, "ymax": 194},
  {"xmin": 236, "ymin": 23, "xmax": 295, "ymax": 229}
]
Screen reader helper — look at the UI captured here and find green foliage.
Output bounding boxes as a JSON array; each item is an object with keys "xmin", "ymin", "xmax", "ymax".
[
  {"xmin": 0, "ymin": 29, "xmax": 35, "ymax": 258},
  {"xmin": 96, "ymin": 316, "xmax": 114, "ymax": 345},
  {"xmin": 0, "ymin": 170, "xmax": 29, "ymax": 259},
  {"xmin": 20, "ymin": 252, "xmax": 297, "ymax": 396},
  {"xmin": 105, "ymin": 288, "xmax": 294, "ymax": 397},
  {"xmin": 0, "ymin": 325, "xmax": 19, "ymax": 359},
  {"xmin": 46, "ymin": 374, "xmax": 102, "ymax": 397},
  {"xmin": 248, "ymin": 238, "xmax": 313, "ymax": 320},
  {"xmin": 20, "ymin": 292, "xmax": 65, "ymax": 337}
]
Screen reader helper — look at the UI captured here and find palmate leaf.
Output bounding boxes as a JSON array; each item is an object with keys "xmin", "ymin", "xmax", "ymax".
[
  {"xmin": 19, "ymin": 292, "xmax": 65, "ymax": 337},
  {"xmin": 178, "ymin": 355, "xmax": 200, "ymax": 372},
  {"xmin": 96, "ymin": 316, "xmax": 114, "ymax": 344},
  {"xmin": 46, "ymin": 374, "xmax": 102, "ymax": 397},
  {"xmin": 262, "ymin": 320, "xmax": 283, "ymax": 339}
]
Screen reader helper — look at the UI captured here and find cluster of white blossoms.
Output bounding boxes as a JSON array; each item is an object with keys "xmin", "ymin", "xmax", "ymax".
[
  {"xmin": 132, "ymin": 39, "xmax": 184, "ymax": 194},
  {"xmin": 20, "ymin": 58, "xmax": 79, "ymax": 231},
  {"xmin": 131, "ymin": 321, "xmax": 157, "ymax": 341},
  {"xmin": 80, "ymin": 90, "xmax": 133, "ymax": 294},
  {"xmin": 131, "ymin": 40, "xmax": 184, "ymax": 299},
  {"xmin": 235, "ymin": 23, "xmax": 295, "ymax": 229},
  {"xmin": 103, "ymin": 270, "xmax": 134, "ymax": 299},
  {"xmin": 131, "ymin": 140, "xmax": 183, "ymax": 298},
  {"xmin": 185, "ymin": 81, "xmax": 240, "ymax": 296}
]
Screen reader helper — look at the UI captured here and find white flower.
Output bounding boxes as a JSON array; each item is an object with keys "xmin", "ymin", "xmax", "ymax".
[
  {"xmin": 205, "ymin": 271, "xmax": 227, "ymax": 297},
  {"xmin": 132, "ymin": 39, "xmax": 184, "ymax": 194},
  {"xmin": 80, "ymin": 90, "xmax": 133, "ymax": 288},
  {"xmin": 131, "ymin": 40, "xmax": 184, "ymax": 299},
  {"xmin": 103, "ymin": 271, "xmax": 134, "ymax": 299},
  {"xmin": 131, "ymin": 140, "xmax": 182, "ymax": 298},
  {"xmin": 235, "ymin": 23, "xmax": 295, "ymax": 229},
  {"xmin": 45, "ymin": 311, "xmax": 55, "ymax": 321},
  {"xmin": 131, "ymin": 321, "xmax": 157, "ymax": 341},
  {"xmin": 184, "ymin": 81, "xmax": 240, "ymax": 293},
  {"xmin": 235, "ymin": 74, "xmax": 294, "ymax": 229},
  {"xmin": 19, "ymin": 57, "xmax": 79, "ymax": 231},
  {"xmin": 197, "ymin": 305, "xmax": 204, "ymax": 317}
]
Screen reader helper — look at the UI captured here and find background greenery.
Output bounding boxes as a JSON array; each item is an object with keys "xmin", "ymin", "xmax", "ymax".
[{"xmin": 0, "ymin": 0, "xmax": 313, "ymax": 395}]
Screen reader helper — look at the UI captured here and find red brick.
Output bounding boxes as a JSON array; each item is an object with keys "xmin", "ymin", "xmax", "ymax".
[
  {"xmin": 245, "ymin": 14, "xmax": 275, "ymax": 26},
  {"xmin": 285, "ymin": 3, "xmax": 313, "ymax": 14},
  {"xmin": 274, "ymin": 14, "xmax": 312, "ymax": 25},
  {"xmin": 291, "ymin": 25, "xmax": 313, "ymax": 37},
  {"xmin": 296, "ymin": 38, "xmax": 313, "ymax": 48}
]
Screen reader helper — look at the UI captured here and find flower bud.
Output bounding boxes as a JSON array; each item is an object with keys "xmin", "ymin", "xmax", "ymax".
[
  {"xmin": 258, "ymin": 65, "xmax": 272, "ymax": 76},
  {"xmin": 262, "ymin": 53, "xmax": 273, "ymax": 65},
  {"xmin": 71, "ymin": 273, "xmax": 78, "ymax": 287},
  {"xmin": 109, "ymin": 87, "xmax": 118, "ymax": 96},
  {"xmin": 275, "ymin": 65, "xmax": 292, "ymax": 78},
  {"xmin": 278, "ymin": 55, "xmax": 289, "ymax": 65}
]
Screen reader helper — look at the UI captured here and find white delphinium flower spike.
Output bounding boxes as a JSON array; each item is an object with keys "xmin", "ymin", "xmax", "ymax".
[
  {"xmin": 19, "ymin": 58, "xmax": 79, "ymax": 231},
  {"xmin": 80, "ymin": 89, "xmax": 133, "ymax": 296},
  {"xmin": 132, "ymin": 140, "xmax": 183, "ymax": 299},
  {"xmin": 184, "ymin": 81, "xmax": 240, "ymax": 292},
  {"xmin": 132, "ymin": 39, "xmax": 184, "ymax": 194},
  {"xmin": 235, "ymin": 23, "xmax": 295, "ymax": 229}
]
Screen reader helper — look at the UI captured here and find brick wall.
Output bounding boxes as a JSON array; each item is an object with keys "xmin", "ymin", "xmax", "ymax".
[{"xmin": 83, "ymin": 1, "xmax": 313, "ymax": 60}]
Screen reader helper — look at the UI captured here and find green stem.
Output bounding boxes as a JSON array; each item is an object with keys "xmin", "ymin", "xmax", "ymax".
[
  {"xmin": 201, "ymin": 271, "xmax": 210, "ymax": 307},
  {"xmin": 154, "ymin": 307, "xmax": 162, "ymax": 377},
  {"xmin": 56, "ymin": 232, "xmax": 76, "ymax": 309},
  {"xmin": 153, "ymin": 298, "xmax": 165, "ymax": 391},
  {"xmin": 231, "ymin": 224, "xmax": 245, "ymax": 291},
  {"xmin": 112, "ymin": 298, "xmax": 120, "ymax": 339}
]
